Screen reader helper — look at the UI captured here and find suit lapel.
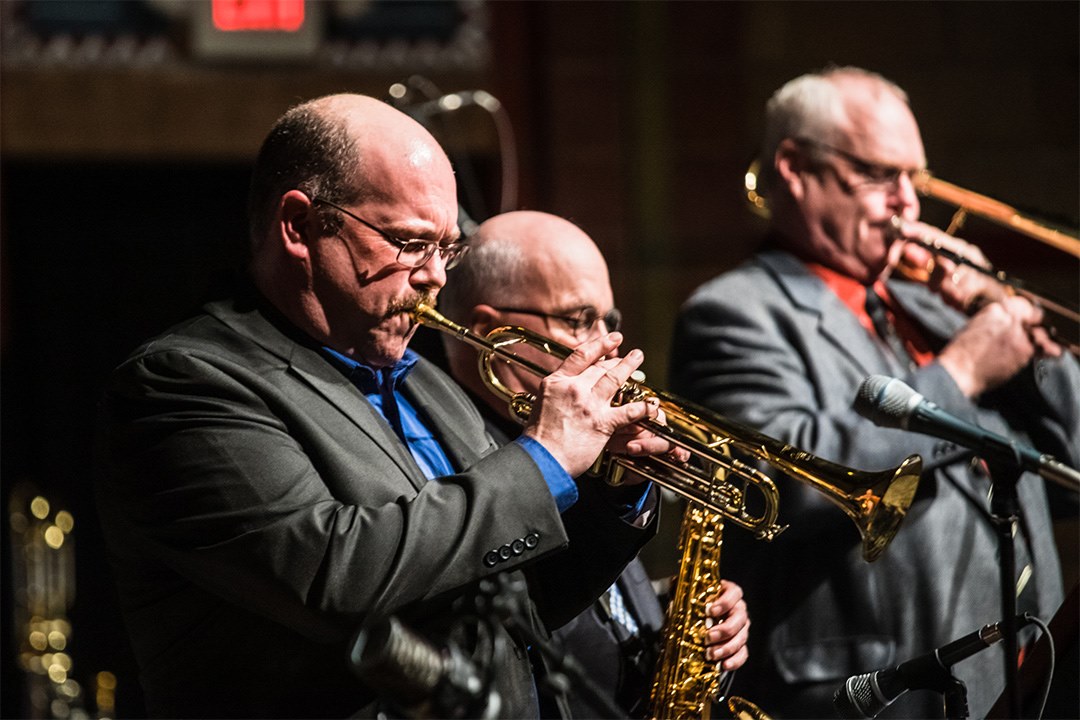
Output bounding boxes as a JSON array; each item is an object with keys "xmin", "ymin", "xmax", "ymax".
[
  {"xmin": 206, "ymin": 298, "xmax": 430, "ymax": 490},
  {"xmin": 887, "ymin": 278, "xmax": 965, "ymax": 349},
  {"xmin": 759, "ymin": 251, "xmax": 887, "ymax": 377},
  {"xmin": 403, "ymin": 367, "xmax": 483, "ymax": 473}
]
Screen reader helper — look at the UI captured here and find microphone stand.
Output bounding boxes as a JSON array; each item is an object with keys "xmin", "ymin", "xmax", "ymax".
[
  {"xmin": 986, "ymin": 448, "xmax": 1024, "ymax": 719},
  {"xmin": 478, "ymin": 574, "xmax": 626, "ymax": 719}
]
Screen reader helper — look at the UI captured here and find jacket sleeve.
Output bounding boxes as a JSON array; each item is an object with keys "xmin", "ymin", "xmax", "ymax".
[{"xmin": 96, "ymin": 345, "xmax": 570, "ymax": 644}]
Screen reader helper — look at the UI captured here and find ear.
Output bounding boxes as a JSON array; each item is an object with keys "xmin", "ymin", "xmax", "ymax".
[
  {"xmin": 775, "ymin": 138, "xmax": 808, "ymax": 201},
  {"xmin": 278, "ymin": 190, "xmax": 318, "ymax": 262},
  {"xmin": 469, "ymin": 304, "xmax": 502, "ymax": 336}
]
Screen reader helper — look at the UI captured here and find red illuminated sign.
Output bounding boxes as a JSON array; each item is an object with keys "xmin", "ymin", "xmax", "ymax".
[{"xmin": 212, "ymin": 0, "xmax": 305, "ymax": 32}]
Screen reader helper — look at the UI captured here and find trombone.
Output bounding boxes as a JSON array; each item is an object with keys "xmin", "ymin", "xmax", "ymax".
[
  {"xmin": 913, "ymin": 172, "xmax": 1080, "ymax": 258},
  {"xmin": 414, "ymin": 300, "xmax": 923, "ymax": 562},
  {"xmin": 744, "ymin": 161, "xmax": 1080, "ymax": 353}
]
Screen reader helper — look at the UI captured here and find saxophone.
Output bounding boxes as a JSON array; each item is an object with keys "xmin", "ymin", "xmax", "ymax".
[{"xmin": 648, "ymin": 503, "xmax": 769, "ymax": 720}]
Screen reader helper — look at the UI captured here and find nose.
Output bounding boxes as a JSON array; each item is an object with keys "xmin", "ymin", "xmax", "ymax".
[
  {"xmin": 409, "ymin": 248, "xmax": 447, "ymax": 292},
  {"xmin": 891, "ymin": 171, "xmax": 921, "ymax": 219}
]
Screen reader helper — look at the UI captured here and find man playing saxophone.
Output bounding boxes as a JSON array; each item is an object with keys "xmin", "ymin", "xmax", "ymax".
[
  {"xmin": 437, "ymin": 209, "xmax": 750, "ymax": 718},
  {"xmin": 670, "ymin": 67, "xmax": 1079, "ymax": 718}
]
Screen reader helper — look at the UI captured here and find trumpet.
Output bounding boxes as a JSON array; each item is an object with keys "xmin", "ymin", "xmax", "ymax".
[{"xmin": 414, "ymin": 301, "xmax": 922, "ymax": 562}]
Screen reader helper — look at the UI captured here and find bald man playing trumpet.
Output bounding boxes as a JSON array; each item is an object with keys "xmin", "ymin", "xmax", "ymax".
[{"xmin": 438, "ymin": 210, "xmax": 750, "ymax": 718}]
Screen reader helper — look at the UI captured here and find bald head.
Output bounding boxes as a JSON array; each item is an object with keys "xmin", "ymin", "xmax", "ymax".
[
  {"xmin": 440, "ymin": 210, "xmax": 615, "ymax": 414},
  {"xmin": 440, "ymin": 211, "xmax": 611, "ymax": 322},
  {"xmin": 246, "ymin": 93, "xmax": 460, "ymax": 367},
  {"xmin": 247, "ymin": 93, "xmax": 453, "ymax": 252}
]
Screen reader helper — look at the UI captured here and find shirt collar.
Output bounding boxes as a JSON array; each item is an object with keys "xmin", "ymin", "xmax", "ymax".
[{"xmin": 321, "ymin": 347, "xmax": 421, "ymax": 394}]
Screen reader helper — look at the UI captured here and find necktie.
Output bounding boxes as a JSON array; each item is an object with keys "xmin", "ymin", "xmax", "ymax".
[
  {"xmin": 864, "ymin": 285, "xmax": 914, "ymax": 368},
  {"xmin": 602, "ymin": 582, "xmax": 640, "ymax": 635}
]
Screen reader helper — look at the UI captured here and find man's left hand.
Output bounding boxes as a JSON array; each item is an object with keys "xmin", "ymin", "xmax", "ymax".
[{"xmin": 704, "ymin": 580, "xmax": 750, "ymax": 671}]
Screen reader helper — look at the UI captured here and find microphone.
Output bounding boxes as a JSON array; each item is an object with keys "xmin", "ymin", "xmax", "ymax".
[
  {"xmin": 350, "ymin": 615, "xmax": 499, "ymax": 719},
  {"xmin": 833, "ymin": 619, "xmax": 1019, "ymax": 718},
  {"xmin": 855, "ymin": 375, "xmax": 1080, "ymax": 492}
]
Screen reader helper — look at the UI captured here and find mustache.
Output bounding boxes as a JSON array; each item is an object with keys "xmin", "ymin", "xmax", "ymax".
[{"xmin": 384, "ymin": 291, "xmax": 436, "ymax": 320}]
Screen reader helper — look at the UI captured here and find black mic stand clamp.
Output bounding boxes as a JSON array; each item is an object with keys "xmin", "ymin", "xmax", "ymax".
[
  {"xmin": 943, "ymin": 678, "xmax": 970, "ymax": 720},
  {"xmin": 901, "ymin": 650, "xmax": 972, "ymax": 720}
]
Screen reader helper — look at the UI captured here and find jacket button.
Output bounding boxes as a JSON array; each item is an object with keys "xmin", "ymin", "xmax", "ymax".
[
  {"xmin": 483, "ymin": 551, "xmax": 500, "ymax": 567},
  {"xmin": 524, "ymin": 532, "xmax": 540, "ymax": 549},
  {"xmin": 511, "ymin": 538, "xmax": 525, "ymax": 555},
  {"xmin": 498, "ymin": 544, "xmax": 513, "ymax": 560}
]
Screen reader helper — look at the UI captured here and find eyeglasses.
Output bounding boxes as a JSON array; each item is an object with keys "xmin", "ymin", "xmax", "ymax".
[
  {"xmin": 312, "ymin": 198, "xmax": 469, "ymax": 270},
  {"xmin": 795, "ymin": 138, "xmax": 928, "ymax": 193},
  {"xmin": 494, "ymin": 306, "xmax": 623, "ymax": 339}
]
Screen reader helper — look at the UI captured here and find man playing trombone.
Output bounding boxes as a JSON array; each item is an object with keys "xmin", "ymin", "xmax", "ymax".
[{"xmin": 670, "ymin": 66, "xmax": 1079, "ymax": 718}]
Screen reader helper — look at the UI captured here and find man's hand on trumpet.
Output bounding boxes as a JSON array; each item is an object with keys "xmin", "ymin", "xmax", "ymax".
[{"xmin": 522, "ymin": 332, "xmax": 687, "ymax": 479}]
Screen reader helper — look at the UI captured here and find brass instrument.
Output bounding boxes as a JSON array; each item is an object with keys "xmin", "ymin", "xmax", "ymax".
[
  {"xmin": 416, "ymin": 301, "xmax": 921, "ymax": 718},
  {"xmin": 744, "ymin": 161, "xmax": 1080, "ymax": 354},
  {"xmin": 649, "ymin": 503, "xmax": 766, "ymax": 719},
  {"xmin": 912, "ymin": 172, "xmax": 1080, "ymax": 259},
  {"xmin": 415, "ymin": 301, "xmax": 922, "ymax": 718},
  {"xmin": 415, "ymin": 300, "xmax": 922, "ymax": 557},
  {"xmin": 890, "ymin": 217, "xmax": 1080, "ymax": 355}
]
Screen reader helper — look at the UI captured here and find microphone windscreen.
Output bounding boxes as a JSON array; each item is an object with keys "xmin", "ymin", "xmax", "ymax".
[
  {"xmin": 855, "ymin": 375, "xmax": 918, "ymax": 429},
  {"xmin": 351, "ymin": 616, "xmax": 442, "ymax": 699},
  {"xmin": 833, "ymin": 675, "xmax": 877, "ymax": 719}
]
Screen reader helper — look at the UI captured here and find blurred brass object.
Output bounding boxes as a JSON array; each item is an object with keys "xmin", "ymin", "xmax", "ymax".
[
  {"xmin": 728, "ymin": 696, "xmax": 772, "ymax": 720},
  {"xmin": 414, "ymin": 300, "xmax": 922, "ymax": 561},
  {"xmin": 912, "ymin": 172, "xmax": 1080, "ymax": 258},
  {"xmin": 889, "ymin": 217, "xmax": 1080, "ymax": 355},
  {"xmin": 743, "ymin": 160, "xmax": 769, "ymax": 219},
  {"xmin": 743, "ymin": 160, "xmax": 1080, "ymax": 258}
]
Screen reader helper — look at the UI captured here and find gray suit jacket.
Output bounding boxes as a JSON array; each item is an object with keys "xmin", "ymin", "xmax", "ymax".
[
  {"xmin": 96, "ymin": 292, "xmax": 654, "ymax": 718},
  {"xmin": 670, "ymin": 249, "xmax": 1076, "ymax": 719}
]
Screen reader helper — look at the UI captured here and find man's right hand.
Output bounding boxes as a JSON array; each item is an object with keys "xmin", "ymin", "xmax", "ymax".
[{"xmin": 521, "ymin": 332, "xmax": 671, "ymax": 478}]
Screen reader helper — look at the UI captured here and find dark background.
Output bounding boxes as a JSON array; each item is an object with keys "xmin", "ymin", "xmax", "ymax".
[{"xmin": 2, "ymin": 1, "xmax": 1077, "ymax": 717}]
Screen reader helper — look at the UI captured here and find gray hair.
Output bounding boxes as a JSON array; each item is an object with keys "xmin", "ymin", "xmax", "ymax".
[
  {"xmin": 438, "ymin": 234, "xmax": 529, "ymax": 321},
  {"xmin": 246, "ymin": 98, "xmax": 360, "ymax": 254},
  {"xmin": 758, "ymin": 66, "xmax": 909, "ymax": 196}
]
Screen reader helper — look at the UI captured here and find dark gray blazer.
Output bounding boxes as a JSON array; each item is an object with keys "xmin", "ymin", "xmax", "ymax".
[
  {"xmin": 476, "ymin": 399, "xmax": 667, "ymax": 718},
  {"xmin": 670, "ymin": 249, "xmax": 1076, "ymax": 719},
  {"xmin": 95, "ymin": 293, "xmax": 654, "ymax": 719}
]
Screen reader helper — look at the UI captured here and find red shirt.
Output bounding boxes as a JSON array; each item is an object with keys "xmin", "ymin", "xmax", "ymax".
[{"xmin": 805, "ymin": 262, "xmax": 936, "ymax": 367}]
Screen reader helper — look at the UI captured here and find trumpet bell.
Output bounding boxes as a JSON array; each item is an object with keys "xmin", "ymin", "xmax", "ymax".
[{"xmin": 414, "ymin": 301, "xmax": 923, "ymax": 562}]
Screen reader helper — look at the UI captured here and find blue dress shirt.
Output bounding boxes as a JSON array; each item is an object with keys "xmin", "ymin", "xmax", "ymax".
[{"xmin": 320, "ymin": 347, "xmax": 579, "ymax": 511}]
